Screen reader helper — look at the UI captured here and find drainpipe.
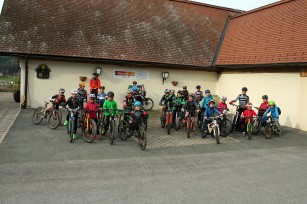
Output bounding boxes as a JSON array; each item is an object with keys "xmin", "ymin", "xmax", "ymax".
[{"xmin": 21, "ymin": 58, "xmax": 28, "ymax": 109}]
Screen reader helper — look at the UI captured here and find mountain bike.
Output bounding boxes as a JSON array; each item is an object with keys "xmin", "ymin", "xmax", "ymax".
[
  {"xmin": 185, "ymin": 110, "xmax": 197, "ymax": 138},
  {"xmin": 32, "ymin": 101, "xmax": 62, "ymax": 129},
  {"xmin": 81, "ymin": 110, "xmax": 98, "ymax": 143},
  {"xmin": 253, "ymin": 107, "xmax": 266, "ymax": 135},
  {"xmin": 66, "ymin": 108, "xmax": 79, "ymax": 143},
  {"xmin": 160, "ymin": 103, "xmax": 173, "ymax": 134},
  {"xmin": 243, "ymin": 116, "xmax": 258, "ymax": 140},
  {"xmin": 140, "ymin": 84, "xmax": 154, "ymax": 111},
  {"xmin": 101, "ymin": 108, "xmax": 118, "ymax": 145},
  {"xmin": 219, "ymin": 110, "xmax": 232, "ymax": 137},
  {"xmin": 206, "ymin": 116, "xmax": 223, "ymax": 144},
  {"xmin": 264, "ymin": 116, "xmax": 281, "ymax": 139},
  {"xmin": 230, "ymin": 104, "xmax": 243, "ymax": 132},
  {"xmin": 175, "ymin": 107, "xmax": 185, "ymax": 130}
]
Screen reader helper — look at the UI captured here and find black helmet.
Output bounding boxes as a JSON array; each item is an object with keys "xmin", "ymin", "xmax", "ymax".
[
  {"xmin": 183, "ymin": 86, "xmax": 187, "ymax": 89},
  {"xmin": 242, "ymin": 87, "xmax": 248, "ymax": 91},
  {"xmin": 196, "ymin": 85, "xmax": 201, "ymax": 89},
  {"xmin": 189, "ymin": 93, "xmax": 195, "ymax": 98},
  {"xmin": 93, "ymin": 72, "xmax": 98, "ymax": 76},
  {"xmin": 59, "ymin": 88, "xmax": 65, "ymax": 93},
  {"xmin": 107, "ymin": 91, "xmax": 114, "ymax": 97},
  {"xmin": 177, "ymin": 90, "xmax": 183, "ymax": 94},
  {"xmin": 205, "ymin": 89, "xmax": 210, "ymax": 94},
  {"xmin": 262, "ymin": 95, "xmax": 268, "ymax": 99}
]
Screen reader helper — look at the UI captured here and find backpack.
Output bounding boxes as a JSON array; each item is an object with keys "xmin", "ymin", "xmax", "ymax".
[{"xmin": 277, "ymin": 107, "xmax": 281, "ymax": 115}]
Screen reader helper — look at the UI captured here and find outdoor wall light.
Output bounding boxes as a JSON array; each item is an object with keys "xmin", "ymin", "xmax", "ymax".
[
  {"xmin": 95, "ymin": 67, "xmax": 102, "ymax": 75},
  {"xmin": 162, "ymin": 71, "xmax": 169, "ymax": 84}
]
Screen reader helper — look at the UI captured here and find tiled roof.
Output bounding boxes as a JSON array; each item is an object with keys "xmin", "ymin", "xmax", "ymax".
[
  {"xmin": 0, "ymin": 0, "xmax": 240, "ymax": 67},
  {"xmin": 216, "ymin": 0, "xmax": 307, "ymax": 66}
]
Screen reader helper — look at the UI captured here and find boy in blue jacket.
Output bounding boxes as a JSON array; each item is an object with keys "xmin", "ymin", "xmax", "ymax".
[
  {"xmin": 262, "ymin": 101, "xmax": 280, "ymax": 123},
  {"xmin": 200, "ymin": 100, "xmax": 222, "ymax": 138}
]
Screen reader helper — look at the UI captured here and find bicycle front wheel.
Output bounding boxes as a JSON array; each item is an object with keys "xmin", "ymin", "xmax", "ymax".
[
  {"xmin": 187, "ymin": 118, "xmax": 191, "ymax": 138},
  {"xmin": 32, "ymin": 106, "xmax": 45, "ymax": 125},
  {"xmin": 138, "ymin": 126, "xmax": 147, "ymax": 150},
  {"xmin": 109, "ymin": 120, "xmax": 115, "ymax": 145},
  {"xmin": 252, "ymin": 117, "xmax": 262, "ymax": 135},
  {"xmin": 214, "ymin": 126, "xmax": 220, "ymax": 144},
  {"xmin": 264, "ymin": 124, "xmax": 272, "ymax": 139},
  {"xmin": 69, "ymin": 119, "xmax": 74, "ymax": 143},
  {"xmin": 118, "ymin": 120, "xmax": 128, "ymax": 141},
  {"xmin": 48, "ymin": 109, "xmax": 61, "ymax": 129},
  {"xmin": 230, "ymin": 114, "xmax": 238, "ymax": 133},
  {"xmin": 247, "ymin": 122, "xmax": 252, "ymax": 140},
  {"xmin": 143, "ymin": 98, "xmax": 154, "ymax": 111},
  {"xmin": 220, "ymin": 118, "xmax": 232, "ymax": 137},
  {"xmin": 82, "ymin": 118, "xmax": 97, "ymax": 143}
]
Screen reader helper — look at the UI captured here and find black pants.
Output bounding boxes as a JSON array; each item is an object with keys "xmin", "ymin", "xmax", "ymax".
[
  {"xmin": 66, "ymin": 112, "xmax": 78, "ymax": 133},
  {"xmin": 103, "ymin": 115, "xmax": 111, "ymax": 131},
  {"xmin": 236, "ymin": 108, "xmax": 245, "ymax": 130}
]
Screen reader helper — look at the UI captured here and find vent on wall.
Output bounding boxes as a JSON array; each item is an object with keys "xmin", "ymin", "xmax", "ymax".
[{"xmin": 301, "ymin": 68, "xmax": 307, "ymax": 77}]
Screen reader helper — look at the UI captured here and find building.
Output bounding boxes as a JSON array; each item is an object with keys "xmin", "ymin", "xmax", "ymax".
[{"xmin": 0, "ymin": 0, "xmax": 306, "ymax": 131}]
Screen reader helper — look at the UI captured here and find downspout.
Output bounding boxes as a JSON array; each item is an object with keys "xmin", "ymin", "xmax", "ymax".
[
  {"xmin": 21, "ymin": 57, "xmax": 28, "ymax": 109},
  {"xmin": 211, "ymin": 15, "xmax": 230, "ymax": 67}
]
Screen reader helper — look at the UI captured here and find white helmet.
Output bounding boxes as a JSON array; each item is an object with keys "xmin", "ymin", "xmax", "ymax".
[
  {"xmin": 89, "ymin": 93, "xmax": 96, "ymax": 98},
  {"xmin": 221, "ymin": 96, "xmax": 227, "ymax": 101},
  {"xmin": 71, "ymin": 89, "xmax": 78, "ymax": 94}
]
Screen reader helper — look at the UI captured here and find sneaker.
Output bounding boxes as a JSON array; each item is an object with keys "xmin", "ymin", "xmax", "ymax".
[
  {"xmin": 73, "ymin": 133, "xmax": 77, "ymax": 139},
  {"xmin": 64, "ymin": 120, "xmax": 68, "ymax": 126}
]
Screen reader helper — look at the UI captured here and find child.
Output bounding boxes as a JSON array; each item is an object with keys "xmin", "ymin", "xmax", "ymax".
[
  {"xmin": 78, "ymin": 82, "xmax": 87, "ymax": 109},
  {"xmin": 159, "ymin": 89, "xmax": 175, "ymax": 127},
  {"xmin": 217, "ymin": 96, "xmax": 228, "ymax": 113},
  {"xmin": 63, "ymin": 89, "xmax": 80, "ymax": 139},
  {"xmin": 201, "ymin": 100, "xmax": 222, "ymax": 138},
  {"xmin": 258, "ymin": 95, "xmax": 269, "ymax": 117},
  {"xmin": 97, "ymin": 86, "xmax": 107, "ymax": 108},
  {"xmin": 182, "ymin": 86, "xmax": 189, "ymax": 100},
  {"xmin": 101, "ymin": 91, "xmax": 119, "ymax": 135},
  {"xmin": 123, "ymin": 90, "xmax": 135, "ymax": 111},
  {"xmin": 47, "ymin": 88, "xmax": 66, "ymax": 112},
  {"xmin": 84, "ymin": 94, "xmax": 101, "ymax": 140},
  {"xmin": 194, "ymin": 85, "xmax": 203, "ymax": 104},
  {"xmin": 241, "ymin": 102, "xmax": 258, "ymax": 135},
  {"xmin": 173, "ymin": 90, "xmax": 186, "ymax": 126},
  {"xmin": 89, "ymin": 72, "xmax": 101, "ymax": 97},
  {"xmin": 199, "ymin": 89, "xmax": 214, "ymax": 123},
  {"xmin": 229, "ymin": 87, "xmax": 249, "ymax": 131},
  {"xmin": 182, "ymin": 94, "xmax": 200, "ymax": 131},
  {"xmin": 128, "ymin": 101, "xmax": 148, "ymax": 135},
  {"xmin": 262, "ymin": 101, "xmax": 281, "ymax": 124}
]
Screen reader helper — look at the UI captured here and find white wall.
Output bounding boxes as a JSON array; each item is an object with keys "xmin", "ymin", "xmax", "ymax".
[
  {"xmin": 298, "ymin": 77, "xmax": 307, "ymax": 131},
  {"xmin": 24, "ymin": 60, "xmax": 218, "ymax": 110},
  {"xmin": 217, "ymin": 72, "xmax": 301, "ymax": 129}
]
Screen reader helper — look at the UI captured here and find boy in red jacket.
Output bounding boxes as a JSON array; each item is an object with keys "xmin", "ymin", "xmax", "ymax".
[
  {"xmin": 241, "ymin": 102, "xmax": 257, "ymax": 135},
  {"xmin": 257, "ymin": 95, "xmax": 269, "ymax": 117},
  {"xmin": 84, "ymin": 94, "xmax": 101, "ymax": 140},
  {"xmin": 217, "ymin": 96, "xmax": 228, "ymax": 114}
]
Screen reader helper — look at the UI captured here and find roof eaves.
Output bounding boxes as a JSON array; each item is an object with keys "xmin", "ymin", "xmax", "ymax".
[
  {"xmin": 216, "ymin": 62, "xmax": 307, "ymax": 69},
  {"xmin": 231, "ymin": 0, "xmax": 294, "ymax": 19},
  {"xmin": 170, "ymin": 0, "xmax": 244, "ymax": 13}
]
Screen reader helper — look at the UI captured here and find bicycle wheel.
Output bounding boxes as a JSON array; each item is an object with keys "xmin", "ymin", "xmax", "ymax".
[
  {"xmin": 77, "ymin": 110, "xmax": 85, "ymax": 128},
  {"xmin": 187, "ymin": 118, "xmax": 191, "ymax": 138},
  {"xmin": 82, "ymin": 118, "xmax": 97, "ymax": 143},
  {"xmin": 144, "ymin": 117, "xmax": 148, "ymax": 131},
  {"xmin": 264, "ymin": 124, "xmax": 272, "ymax": 139},
  {"xmin": 138, "ymin": 126, "xmax": 147, "ymax": 151},
  {"xmin": 252, "ymin": 117, "xmax": 262, "ymax": 135},
  {"xmin": 175, "ymin": 114, "xmax": 182, "ymax": 130},
  {"xmin": 69, "ymin": 119, "xmax": 74, "ymax": 143},
  {"xmin": 274, "ymin": 122, "xmax": 281, "ymax": 136},
  {"xmin": 143, "ymin": 98, "xmax": 154, "ymax": 111},
  {"xmin": 247, "ymin": 122, "xmax": 252, "ymax": 140},
  {"xmin": 48, "ymin": 109, "xmax": 61, "ymax": 129},
  {"xmin": 32, "ymin": 106, "xmax": 45, "ymax": 125},
  {"xmin": 160, "ymin": 116, "xmax": 165, "ymax": 128},
  {"xmin": 220, "ymin": 118, "xmax": 232, "ymax": 137},
  {"xmin": 167, "ymin": 114, "xmax": 171, "ymax": 135},
  {"xmin": 214, "ymin": 126, "xmax": 220, "ymax": 144},
  {"xmin": 118, "ymin": 120, "xmax": 128, "ymax": 141},
  {"xmin": 109, "ymin": 120, "xmax": 115, "ymax": 145},
  {"xmin": 230, "ymin": 114, "xmax": 238, "ymax": 133}
]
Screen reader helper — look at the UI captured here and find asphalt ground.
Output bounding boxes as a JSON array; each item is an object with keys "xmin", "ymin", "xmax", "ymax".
[{"xmin": 1, "ymin": 109, "xmax": 307, "ymax": 204}]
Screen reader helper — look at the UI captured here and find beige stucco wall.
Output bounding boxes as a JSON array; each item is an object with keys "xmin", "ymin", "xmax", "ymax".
[
  {"xmin": 20, "ymin": 60, "xmax": 217, "ymax": 110},
  {"xmin": 217, "ymin": 72, "xmax": 302, "ymax": 130},
  {"xmin": 298, "ymin": 77, "xmax": 307, "ymax": 131}
]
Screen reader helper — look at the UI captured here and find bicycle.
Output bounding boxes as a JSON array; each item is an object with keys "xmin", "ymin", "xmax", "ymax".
[
  {"xmin": 242, "ymin": 116, "xmax": 258, "ymax": 140},
  {"xmin": 175, "ymin": 107, "xmax": 185, "ymax": 130},
  {"xmin": 230, "ymin": 104, "xmax": 244, "ymax": 132},
  {"xmin": 219, "ymin": 110, "xmax": 232, "ymax": 137},
  {"xmin": 184, "ymin": 110, "xmax": 197, "ymax": 138},
  {"xmin": 140, "ymin": 84, "xmax": 154, "ymax": 111},
  {"xmin": 160, "ymin": 103, "xmax": 174, "ymax": 134},
  {"xmin": 100, "ymin": 108, "xmax": 118, "ymax": 145},
  {"xmin": 253, "ymin": 107, "xmax": 266, "ymax": 135},
  {"xmin": 81, "ymin": 110, "xmax": 98, "ymax": 143},
  {"xmin": 206, "ymin": 116, "xmax": 223, "ymax": 144},
  {"xmin": 32, "ymin": 101, "xmax": 62, "ymax": 129},
  {"xmin": 264, "ymin": 116, "xmax": 281, "ymax": 139},
  {"xmin": 66, "ymin": 108, "xmax": 79, "ymax": 143}
]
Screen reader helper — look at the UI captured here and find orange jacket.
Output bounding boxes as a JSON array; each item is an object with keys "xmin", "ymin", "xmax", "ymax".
[{"xmin": 89, "ymin": 77, "xmax": 101, "ymax": 90}]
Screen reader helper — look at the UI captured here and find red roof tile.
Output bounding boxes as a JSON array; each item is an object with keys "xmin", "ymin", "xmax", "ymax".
[
  {"xmin": 0, "ymin": 0, "xmax": 240, "ymax": 67},
  {"xmin": 216, "ymin": 0, "xmax": 307, "ymax": 66}
]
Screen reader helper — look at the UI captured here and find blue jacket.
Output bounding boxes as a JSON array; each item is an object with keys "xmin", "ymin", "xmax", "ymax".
[
  {"xmin": 200, "ymin": 95, "xmax": 214, "ymax": 109},
  {"xmin": 204, "ymin": 107, "xmax": 221, "ymax": 118},
  {"xmin": 262, "ymin": 105, "xmax": 280, "ymax": 121}
]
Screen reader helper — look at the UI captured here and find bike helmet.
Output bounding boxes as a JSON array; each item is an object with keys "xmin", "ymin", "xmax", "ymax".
[
  {"xmin": 208, "ymin": 99, "xmax": 215, "ymax": 104},
  {"xmin": 131, "ymin": 87, "xmax": 138, "ymax": 92},
  {"xmin": 221, "ymin": 96, "xmax": 227, "ymax": 101},
  {"xmin": 79, "ymin": 82, "xmax": 85, "ymax": 87},
  {"xmin": 99, "ymin": 86, "xmax": 105, "ymax": 90},
  {"xmin": 262, "ymin": 95, "xmax": 268, "ymax": 99},
  {"xmin": 177, "ymin": 90, "xmax": 183, "ymax": 94},
  {"xmin": 205, "ymin": 89, "xmax": 210, "ymax": 94},
  {"xmin": 183, "ymin": 86, "xmax": 187, "ymax": 89},
  {"xmin": 107, "ymin": 91, "xmax": 114, "ymax": 97},
  {"xmin": 134, "ymin": 101, "xmax": 142, "ymax": 107},
  {"xmin": 89, "ymin": 94, "xmax": 96, "ymax": 98},
  {"xmin": 196, "ymin": 85, "xmax": 201, "ymax": 89},
  {"xmin": 242, "ymin": 87, "xmax": 248, "ymax": 91},
  {"xmin": 71, "ymin": 89, "xmax": 78, "ymax": 94},
  {"xmin": 137, "ymin": 84, "xmax": 142, "ymax": 87},
  {"xmin": 188, "ymin": 93, "xmax": 194, "ymax": 98},
  {"xmin": 93, "ymin": 72, "xmax": 98, "ymax": 76},
  {"xmin": 164, "ymin": 89, "xmax": 170, "ymax": 93},
  {"xmin": 133, "ymin": 81, "xmax": 137, "ymax": 84},
  {"xmin": 269, "ymin": 101, "xmax": 275, "ymax": 106},
  {"xmin": 246, "ymin": 102, "xmax": 252, "ymax": 107},
  {"xmin": 59, "ymin": 88, "xmax": 65, "ymax": 93},
  {"xmin": 170, "ymin": 89, "xmax": 175, "ymax": 94}
]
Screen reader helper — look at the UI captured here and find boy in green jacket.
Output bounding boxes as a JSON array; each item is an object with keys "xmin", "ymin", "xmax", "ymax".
[{"xmin": 101, "ymin": 91, "xmax": 119, "ymax": 135}]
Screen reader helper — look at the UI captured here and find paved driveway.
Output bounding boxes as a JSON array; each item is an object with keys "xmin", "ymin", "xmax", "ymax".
[{"xmin": 1, "ymin": 109, "xmax": 307, "ymax": 204}]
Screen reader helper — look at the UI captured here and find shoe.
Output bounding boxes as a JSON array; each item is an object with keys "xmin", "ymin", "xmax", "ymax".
[
  {"xmin": 101, "ymin": 129, "xmax": 106, "ymax": 136},
  {"xmin": 64, "ymin": 120, "xmax": 68, "ymax": 126},
  {"xmin": 73, "ymin": 133, "xmax": 77, "ymax": 139},
  {"xmin": 96, "ymin": 135, "xmax": 102, "ymax": 141}
]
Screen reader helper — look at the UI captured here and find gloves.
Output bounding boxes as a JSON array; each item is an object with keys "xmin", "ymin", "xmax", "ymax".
[{"xmin": 229, "ymin": 100, "xmax": 234, "ymax": 105}]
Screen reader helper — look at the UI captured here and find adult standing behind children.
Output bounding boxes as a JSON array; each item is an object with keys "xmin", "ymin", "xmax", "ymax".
[{"xmin": 89, "ymin": 72, "xmax": 101, "ymax": 97}]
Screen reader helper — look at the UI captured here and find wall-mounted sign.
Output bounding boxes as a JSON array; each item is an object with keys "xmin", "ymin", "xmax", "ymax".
[
  {"xmin": 35, "ymin": 64, "xmax": 50, "ymax": 79},
  {"xmin": 113, "ymin": 70, "xmax": 149, "ymax": 80}
]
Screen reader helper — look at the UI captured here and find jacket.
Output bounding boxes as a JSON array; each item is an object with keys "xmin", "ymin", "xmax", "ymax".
[
  {"xmin": 175, "ymin": 96, "xmax": 186, "ymax": 107},
  {"xmin": 97, "ymin": 93, "xmax": 107, "ymax": 107},
  {"xmin": 123, "ymin": 95, "xmax": 134, "ymax": 109},
  {"xmin": 242, "ymin": 109, "xmax": 257, "ymax": 123},
  {"xmin": 195, "ymin": 91, "xmax": 203, "ymax": 102},
  {"xmin": 233, "ymin": 94, "xmax": 249, "ymax": 108},
  {"xmin": 51, "ymin": 94, "xmax": 66, "ymax": 105},
  {"xmin": 63, "ymin": 97, "xmax": 80, "ymax": 110},
  {"xmin": 182, "ymin": 90, "xmax": 189, "ymax": 100},
  {"xmin": 258, "ymin": 102, "xmax": 269, "ymax": 115},
  {"xmin": 217, "ymin": 102, "xmax": 228, "ymax": 113},
  {"xmin": 103, "ymin": 100, "xmax": 119, "ymax": 117},
  {"xmin": 262, "ymin": 105, "xmax": 280, "ymax": 121},
  {"xmin": 78, "ymin": 88, "xmax": 87, "ymax": 102},
  {"xmin": 200, "ymin": 95, "xmax": 214, "ymax": 109},
  {"xmin": 84, "ymin": 102, "xmax": 99, "ymax": 119},
  {"xmin": 204, "ymin": 107, "xmax": 221, "ymax": 118},
  {"xmin": 183, "ymin": 100, "xmax": 199, "ymax": 111},
  {"xmin": 89, "ymin": 77, "xmax": 101, "ymax": 90}
]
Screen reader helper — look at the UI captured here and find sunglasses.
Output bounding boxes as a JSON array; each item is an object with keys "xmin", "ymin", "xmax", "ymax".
[{"xmin": 90, "ymin": 98, "xmax": 95, "ymax": 100}]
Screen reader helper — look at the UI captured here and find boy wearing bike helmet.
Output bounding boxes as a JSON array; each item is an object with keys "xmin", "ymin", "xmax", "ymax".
[
  {"xmin": 47, "ymin": 88, "xmax": 66, "ymax": 112},
  {"xmin": 97, "ymin": 86, "xmax": 107, "ymax": 108},
  {"xmin": 128, "ymin": 101, "xmax": 148, "ymax": 134},
  {"xmin": 84, "ymin": 94, "xmax": 101, "ymax": 140},
  {"xmin": 78, "ymin": 82, "xmax": 87, "ymax": 109},
  {"xmin": 262, "ymin": 101, "xmax": 281, "ymax": 123},
  {"xmin": 182, "ymin": 86, "xmax": 189, "ymax": 100},
  {"xmin": 201, "ymin": 100, "xmax": 222, "ymax": 138},
  {"xmin": 199, "ymin": 89, "xmax": 215, "ymax": 123},
  {"xmin": 172, "ymin": 90, "xmax": 186, "ymax": 126},
  {"xmin": 229, "ymin": 87, "xmax": 249, "ymax": 131},
  {"xmin": 217, "ymin": 96, "xmax": 228, "ymax": 113},
  {"xmin": 63, "ymin": 89, "xmax": 80, "ymax": 139},
  {"xmin": 160, "ymin": 89, "xmax": 175, "ymax": 125},
  {"xmin": 258, "ymin": 95, "xmax": 269, "ymax": 117},
  {"xmin": 123, "ymin": 90, "xmax": 135, "ymax": 111},
  {"xmin": 182, "ymin": 94, "xmax": 200, "ymax": 130},
  {"xmin": 241, "ymin": 103, "xmax": 258, "ymax": 135},
  {"xmin": 195, "ymin": 85, "xmax": 203, "ymax": 103},
  {"xmin": 101, "ymin": 91, "xmax": 119, "ymax": 135},
  {"xmin": 89, "ymin": 72, "xmax": 101, "ymax": 97}
]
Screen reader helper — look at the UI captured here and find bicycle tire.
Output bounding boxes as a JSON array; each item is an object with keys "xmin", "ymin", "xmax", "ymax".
[
  {"xmin": 32, "ymin": 106, "xmax": 45, "ymax": 125},
  {"xmin": 82, "ymin": 118, "xmax": 97, "ymax": 143},
  {"xmin": 143, "ymin": 98, "xmax": 154, "ymax": 111},
  {"xmin": 274, "ymin": 122, "xmax": 281, "ymax": 136},
  {"xmin": 220, "ymin": 118, "xmax": 232, "ymax": 137},
  {"xmin": 118, "ymin": 120, "xmax": 128, "ymax": 141},
  {"xmin": 167, "ymin": 114, "xmax": 171, "ymax": 135},
  {"xmin": 252, "ymin": 117, "xmax": 262, "ymax": 135},
  {"xmin": 48, "ymin": 109, "xmax": 61, "ymax": 129},
  {"xmin": 144, "ymin": 117, "xmax": 148, "ymax": 131},
  {"xmin": 160, "ymin": 116, "xmax": 165, "ymax": 128},
  {"xmin": 264, "ymin": 124, "xmax": 272, "ymax": 139},
  {"xmin": 138, "ymin": 126, "xmax": 147, "ymax": 151},
  {"xmin": 187, "ymin": 117, "xmax": 191, "ymax": 138},
  {"xmin": 77, "ymin": 110, "xmax": 85, "ymax": 128},
  {"xmin": 69, "ymin": 119, "xmax": 74, "ymax": 143},
  {"xmin": 109, "ymin": 120, "xmax": 115, "ymax": 145},
  {"xmin": 230, "ymin": 114, "xmax": 238, "ymax": 133},
  {"xmin": 214, "ymin": 126, "xmax": 220, "ymax": 144},
  {"xmin": 175, "ymin": 115, "xmax": 181, "ymax": 130},
  {"xmin": 247, "ymin": 122, "xmax": 252, "ymax": 140}
]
